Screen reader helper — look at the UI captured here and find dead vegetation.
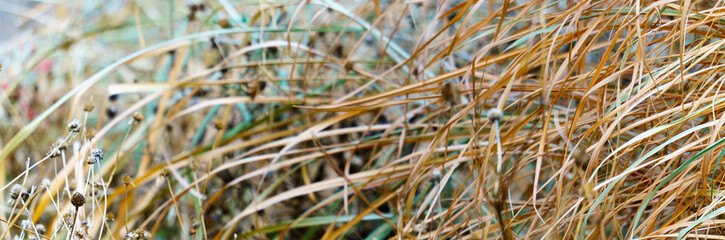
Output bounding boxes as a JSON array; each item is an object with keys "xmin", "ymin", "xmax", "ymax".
[{"xmin": 2, "ymin": 0, "xmax": 725, "ymax": 239}]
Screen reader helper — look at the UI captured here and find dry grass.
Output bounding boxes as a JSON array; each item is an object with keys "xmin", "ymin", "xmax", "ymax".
[{"xmin": 2, "ymin": 0, "xmax": 725, "ymax": 239}]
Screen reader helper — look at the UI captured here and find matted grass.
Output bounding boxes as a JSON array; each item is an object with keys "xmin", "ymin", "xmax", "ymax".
[{"xmin": 1, "ymin": 0, "xmax": 725, "ymax": 239}]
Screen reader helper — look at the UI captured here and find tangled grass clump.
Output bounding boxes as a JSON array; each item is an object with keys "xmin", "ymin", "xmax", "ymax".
[{"xmin": 3, "ymin": 0, "xmax": 725, "ymax": 239}]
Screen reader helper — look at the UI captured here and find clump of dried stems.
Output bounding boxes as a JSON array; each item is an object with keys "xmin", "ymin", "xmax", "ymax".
[{"xmin": 1, "ymin": 0, "xmax": 725, "ymax": 239}]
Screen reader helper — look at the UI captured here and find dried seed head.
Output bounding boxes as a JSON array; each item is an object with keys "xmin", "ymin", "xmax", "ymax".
[
  {"xmin": 190, "ymin": 218, "xmax": 199, "ymax": 235},
  {"xmin": 68, "ymin": 119, "xmax": 82, "ymax": 132},
  {"xmin": 41, "ymin": 179, "xmax": 51, "ymax": 189},
  {"xmin": 71, "ymin": 192, "xmax": 85, "ymax": 207},
  {"xmin": 572, "ymin": 140, "xmax": 589, "ymax": 168},
  {"xmin": 36, "ymin": 224, "xmax": 46, "ymax": 234},
  {"xmin": 87, "ymin": 148, "xmax": 104, "ymax": 164},
  {"xmin": 132, "ymin": 229, "xmax": 151, "ymax": 240},
  {"xmin": 106, "ymin": 105, "xmax": 118, "ymax": 118},
  {"xmin": 431, "ymin": 169, "xmax": 442, "ymax": 182},
  {"xmin": 440, "ymin": 82, "xmax": 461, "ymax": 106},
  {"xmin": 133, "ymin": 112, "xmax": 144, "ymax": 122},
  {"xmin": 47, "ymin": 146, "xmax": 60, "ymax": 158},
  {"xmin": 189, "ymin": 3, "xmax": 206, "ymax": 12},
  {"xmin": 86, "ymin": 128, "xmax": 95, "ymax": 139},
  {"xmin": 160, "ymin": 169, "xmax": 170, "ymax": 178},
  {"xmin": 63, "ymin": 212, "xmax": 73, "ymax": 226},
  {"xmin": 9, "ymin": 184, "xmax": 22, "ymax": 200},
  {"xmin": 343, "ymin": 62, "xmax": 354, "ymax": 72},
  {"xmin": 125, "ymin": 232, "xmax": 139, "ymax": 240},
  {"xmin": 156, "ymin": 169, "xmax": 170, "ymax": 186},
  {"xmin": 83, "ymin": 102, "xmax": 94, "ymax": 112},
  {"xmin": 122, "ymin": 176, "xmax": 134, "ymax": 188},
  {"xmin": 55, "ymin": 138, "xmax": 67, "ymax": 151},
  {"xmin": 74, "ymin": 230, "xmax": 87, "ymax": 239},
  {"xmin": 218, "ymin": 18, "xmax": 230, "ymax": 28},
  {"xmin": 21, "ymin": 219, "xmax": 31, "ymax": 229},
  {"xmin": 189, "ymin": 158, "xmax": 199, "ymax": 171},
  {"xmin": 487, "ymin": 108, "xmax": 503, "ymax": 122}
]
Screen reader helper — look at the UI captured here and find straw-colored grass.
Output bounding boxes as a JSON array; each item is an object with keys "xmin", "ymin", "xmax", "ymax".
[{"xmin": 2, "ymin": 0, "xmax": 725, "ymax": 239}]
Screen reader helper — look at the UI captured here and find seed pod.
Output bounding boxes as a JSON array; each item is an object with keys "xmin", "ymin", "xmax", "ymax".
[
  {"xmin": 63, "ymin": 212, "xmax": 73, "ymax": 226},
  {"xmin": 431, "ymin": 169, "xmax": 442, "ymax": 182},
  {"xmin": 71, "ymin": 192, "xmax": 85, "ymax": 207},
  {"xmin": 88, "ymin": 148, "xmax": 104, "ymax": 164},
  {"xmin": 47, "ymin": 146, "xmax": 60, "ymax": 158},
  {"xmin": 83, "ymin": 102, "xmax": 94, "ymax": 112},
  {"xmin": 214, "ymin": 119, "xmax": 224, "ymax": 130},
  {"xmin": 133, "ymin": 229, "xmax": 151, "ymax": 240},
  {"xmin": 9, "ymin": 184, "xmax": 23, "ymax": 200},
  {"xmin": 189, "ymin": 158, "xmax": 199, "ymax": 171},
  {"xmin": 133, "ymin": 112, "xmax": 144, "ymax": 122},
  {"xmin": 160, "ymin": 169, "xmax": 170, "ymax": 178},
  {"xmin": 218, "ymin": 18, "xmax": 230, "ymax": 28},
  {"xmin": 36, "ymin": 224, "xmax": 46, "ymax": 234},
  {"xmin": 106, "ymin": 105, "xmax": 118, "ymax": 118},
  {"xmin": 122, "ymin": 176, "xmax": 135, "ymax": 188},
  {"xmin": 68, "ymin": 119, "xmax": 82, "ymax": 132},
  {"xmin": 41, "ymin": 179, "xmax": 51, "ymax": 189},
  {"xmin": 344, "ymin": 62, "xmax": 354, "ymax": 72},
  {"xmin": 190, "ymin": 218, "xmax": 199, "ymax": 235},
  {"xmin": 487, "ymin": 108, "xmax": 503, "ymax": 122},
  {"xmin": 440, "ymin": 82, "xmax": 461, "ymax": 105},
  {"xmin": 21, "ymin": 219, "xmax": 31, "ymax": 229},
  {"xmin": 86, "ymin": 128, "xmax": 95, "ymax": 140}
]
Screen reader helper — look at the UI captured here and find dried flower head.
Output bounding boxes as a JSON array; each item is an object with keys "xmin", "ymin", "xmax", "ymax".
[
  {"xmin": 87, "ymin": 148, "xmax": 104, "ymax": 164},
  {"xmin": 54, "ymin": 138, "xmax": 67, "ymax": 151},
  {"xmin": 36, "ymin": 224, "xmax": 46, "ymax": 234},
  {"xmin": 47, "ymin": 146, "xmax": 60, "ymax": 158},
  {"xmin": 189, "ymin": 158, "xmax": 199, "ymax": 171},
  {"xmin": 83, "ymin": 102, "xmax": 94, "ymax": 112},
  {"xmin": 71, "ymin": 192, "xmax": 85, "ymax": 207},
  {"xmin": 488, "ymin": 108, "xmax": 503, "ymax": 122},
  {"xmin": 218, "ymin": 18, "xmax": 230, "ymax": 28},
  {"xmin": 63, "ymin": 212, "xmax": 73, "ymax": 226},
  {"xmin": 155, "ymin": 169, "xmax": 170, "ymax": 186},
  {"xmin": 41, "ymin": 179, "xmax": 51, "ymax": 189},
  {"xmin": 68, "ymin": 119, "xmax": 82, "ymax": 132},
  {"xmin": 86, "ymin": 128, "xmax": 96, "ymax": 139},
  {"xmin": 9, "ymin": 184, "xmax": 28, "ymax": 201},
  {"xmin": 125, "ymin": 229, "xmax": 151, "ymax": 240},
  {"xmin": 20, "ymin": 219, "xmax": 31, "ymax": 229},
  {"xmin": 190, "ymin": 218, "xmax": 199, "ymax": 235},
  {"xmin": 163, "ymin": 168, "xmax": 171, "ymax": 177},
  {"xmin": 431, "ymin": 169, "xmax": 442, "ymax": 182},
  {"xmin": 124, "ymin": 232, "xmax": 138, "ymax": 240},
  {"xmin": 440, "ymin": 82, "xmax": 461, "ymax": 105},
  {"xmin": 133, "ymin": 112, "xmax": 144, "ymax": 122},
  {"xmin": 9, "ymin": 184, "xmax": 21, "ymax": 200},
  {"xmin": 122, "ymin": 176, "xmax": 135, "ymax": 188}
]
